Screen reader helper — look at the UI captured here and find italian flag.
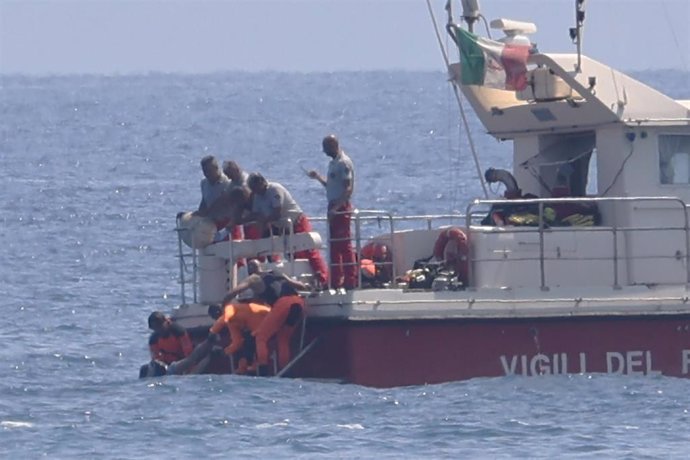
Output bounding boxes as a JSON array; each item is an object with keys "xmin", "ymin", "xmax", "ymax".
[{"xmin": 452, "ymin": 26, "xmax": 531, "ymax": 91}]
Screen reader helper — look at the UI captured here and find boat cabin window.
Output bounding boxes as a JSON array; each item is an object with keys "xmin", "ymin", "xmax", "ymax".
[
  {"xmin": 525, "ymin": 132, "xmax": 596, "ymax": 197},
  {"xmin": 659, "ymin": 135, "xmax": 690, "ymax": 185}
]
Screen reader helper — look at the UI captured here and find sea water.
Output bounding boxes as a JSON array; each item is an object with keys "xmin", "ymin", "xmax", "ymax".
[{"xmin": 1, "ymin": 70, "xmax": 689, "ymax": 458}]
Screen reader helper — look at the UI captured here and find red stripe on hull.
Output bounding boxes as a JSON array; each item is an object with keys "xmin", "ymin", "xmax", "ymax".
[{"xmin": 289, "ymin": 315, "xmax": 690, "ymax": 387}]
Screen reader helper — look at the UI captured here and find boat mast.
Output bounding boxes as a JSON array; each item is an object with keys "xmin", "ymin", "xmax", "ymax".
[
  {"xmin": 569, "ymin": 0, "xmax": 586, "ymax": 73},
  {"xmin": 427, "ymin": 0, "xmax": 488, "ymax": 199},
  {"xmin": 460, "ymin": 0, "xmax": 480, "ymax": 33}
]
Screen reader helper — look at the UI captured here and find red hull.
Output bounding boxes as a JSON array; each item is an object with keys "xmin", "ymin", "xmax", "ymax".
[{"xmin": 287, "ymin": 314, "xmax": 690, "ymax": 387}]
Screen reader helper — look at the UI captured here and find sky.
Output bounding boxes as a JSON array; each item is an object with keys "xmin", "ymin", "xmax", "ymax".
[{"xmin": 0, "ymin": 0, "xmax": 688, "ymax": 75}]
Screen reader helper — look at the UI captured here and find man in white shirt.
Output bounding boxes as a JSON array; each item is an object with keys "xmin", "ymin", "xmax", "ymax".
[
  {"xmin": 219, "ymin": 160, "xmax": 253, "ymax": 241},
  {"xmin": 223, "ymin": 160, "xmax": 249, "ymax": 190},
  {"xmin": 307, "ymin": 135, "xmax": 357, "ymax": 289},
  {"xmin": 196, "ymin": 155, "xmax": 232, "ymax": 228},
  {"xmin": 247, "ymin": 173, "xmax": 328, "ymax": 287}
]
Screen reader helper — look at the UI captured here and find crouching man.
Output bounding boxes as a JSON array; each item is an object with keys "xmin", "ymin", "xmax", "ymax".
[
  {"xmin": 223, "ymin": 260, "xmax": 312, "ymax": 376},
  {"xmin": 207, "ymin": 301, "xmax": 271, "ymax": 375}
]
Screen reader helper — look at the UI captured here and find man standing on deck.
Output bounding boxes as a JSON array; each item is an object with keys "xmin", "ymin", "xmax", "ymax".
[
  {"xmin": 307, "ymin": 135, "xmax": 357, "ymax": 289},
  {"xmin": 246, "ymin": 172, "xmax": 328, "ymax": 287}
]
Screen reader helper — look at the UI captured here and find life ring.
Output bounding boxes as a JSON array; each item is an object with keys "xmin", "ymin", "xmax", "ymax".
[{"xmin": 432, "ymin": 227, "xmax": 469, "ymax": 284}]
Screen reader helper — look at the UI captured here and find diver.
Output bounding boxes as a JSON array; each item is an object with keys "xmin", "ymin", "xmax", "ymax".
[
  {"xmin": 139, "ymin": 333, "xmax": 220, "ymax": 378},
  {"xmin": 147, "ymin": 311, "xmax": 194, "ymax": 365}
]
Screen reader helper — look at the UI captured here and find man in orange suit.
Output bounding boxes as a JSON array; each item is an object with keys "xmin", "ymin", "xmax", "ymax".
[
  {"xmin": 208, "ymin": 301, "xmax": 271, "ymax": 374},
  {"xmin": 221, "ymin": 260, "xmax": 311, "ymax": 376}
]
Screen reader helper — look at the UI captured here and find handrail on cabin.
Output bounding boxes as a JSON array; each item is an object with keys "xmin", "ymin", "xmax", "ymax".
[
  {"xmin": 319, "ymin": 209, "xmax": 468, "ymax": 288},
  {"xmin": 466, "ymin": 195, "xmax": 690, "ymax": 289},
  {"xmin": 175, "ymin": 195, "xmax": 690, "ymax": 303}
]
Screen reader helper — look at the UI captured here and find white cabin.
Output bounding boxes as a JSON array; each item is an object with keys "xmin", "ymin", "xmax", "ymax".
[
  {"xmin": 175, "ymin": 37, "xmax": 690, "ymax": 307},
  {"xmin": 444, "ymin": 46, "xmax": 690, "ymax": 290}
]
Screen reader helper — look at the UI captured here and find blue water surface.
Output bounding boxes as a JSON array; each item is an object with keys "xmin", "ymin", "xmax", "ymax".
[{"xmin": 1, "ymin": 70, "xmax": 689, "ymax": 458}]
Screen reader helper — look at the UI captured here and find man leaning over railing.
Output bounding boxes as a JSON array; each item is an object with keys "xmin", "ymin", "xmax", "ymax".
[{"xmin": 246, "ymin": 173, "xmax": 328, "ymax": 288}]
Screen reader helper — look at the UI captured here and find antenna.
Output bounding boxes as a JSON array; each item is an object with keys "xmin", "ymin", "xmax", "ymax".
[
  {"xmin": 568, "ymin": 0, "xmax": 586, "ymax": 72},
  {"xmin": 460, "ymin": 0, "xmax": 480, "ymax": 32}
]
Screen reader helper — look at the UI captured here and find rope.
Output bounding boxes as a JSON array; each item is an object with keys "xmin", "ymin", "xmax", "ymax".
[
  {"xmin": 446, "ymin": 63, "xmax": 459, "ymax": 213},
  {"xmin": 661, "ymin": 1, "xmax": 688, "ymax": 72},
  {"xmin": 425, "ymin": 0, "xmax": 489, "ymax": 199},
  {"xmin": 601, "ymin": 143, "xmax": 635, "ymax": 197}
]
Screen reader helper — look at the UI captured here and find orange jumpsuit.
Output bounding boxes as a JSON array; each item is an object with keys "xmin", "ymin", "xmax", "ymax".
[
  {"xmin": 254, "ymin": 294, "xmax": 305, "ymax": 369},
  {"xmin": 360, "ymin": 242, "xmax": 392, "ymax": 283},
  {"xmin": 209, "ymin": 302, "xmax": 270, "ymax": 373},
  {"xmin": 248, "ymin": 270, "xmax": 307, "ymax": 370},
  {"xmin": 149, "ymin": 322, "xmax": 194, "ymax": 365}
]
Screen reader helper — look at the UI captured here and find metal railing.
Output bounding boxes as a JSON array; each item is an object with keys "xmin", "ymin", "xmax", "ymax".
[
  {"xmin": 176, "ymin": 195, "xmax": 690, "ymax": 303},
  {"xmin": 465, "ymin": 196, "xmax": 690, "ymax": 290},
  {"xmin": 175, "ymin": 214, "xmax": 198, "ymax": 306},
  {"xmin": 176, "ymin": 217, "xmax": 315, "ymax": 304},
  {"xmin": 313, "ymin": 210, "xmax": 469, "ymax": 288},
  {"xmin": 225, "ymin": 218, "xmax": 300, "ymax": 289}
]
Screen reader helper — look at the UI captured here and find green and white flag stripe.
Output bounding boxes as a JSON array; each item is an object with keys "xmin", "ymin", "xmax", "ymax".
[{"xmin": 452, "ymin": 25, "xmax": 530, "ymax": 91}]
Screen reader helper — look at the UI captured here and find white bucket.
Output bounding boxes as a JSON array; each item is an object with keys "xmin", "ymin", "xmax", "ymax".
[{"xmin": 177, "ymin": 212, "xmax": 216, "ymax": 249}]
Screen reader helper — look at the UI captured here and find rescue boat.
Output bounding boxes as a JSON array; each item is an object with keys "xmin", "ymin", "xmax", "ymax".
[{"xmin": 169, "ymin": 0, "xmax": 690, "ymax": 387}]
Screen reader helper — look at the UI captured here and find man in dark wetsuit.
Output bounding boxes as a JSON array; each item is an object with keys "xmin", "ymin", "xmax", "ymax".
[
  {"xmin": 222, "ymin": 260, "xmax": 312, "ymax": 375},
  {"xmin": 147, "ymin": 311, "xmax": 193, "ymax": 365},
  {"xmin": 139, "ymin": 334, "xmax": 219, "ymax": 378}
]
